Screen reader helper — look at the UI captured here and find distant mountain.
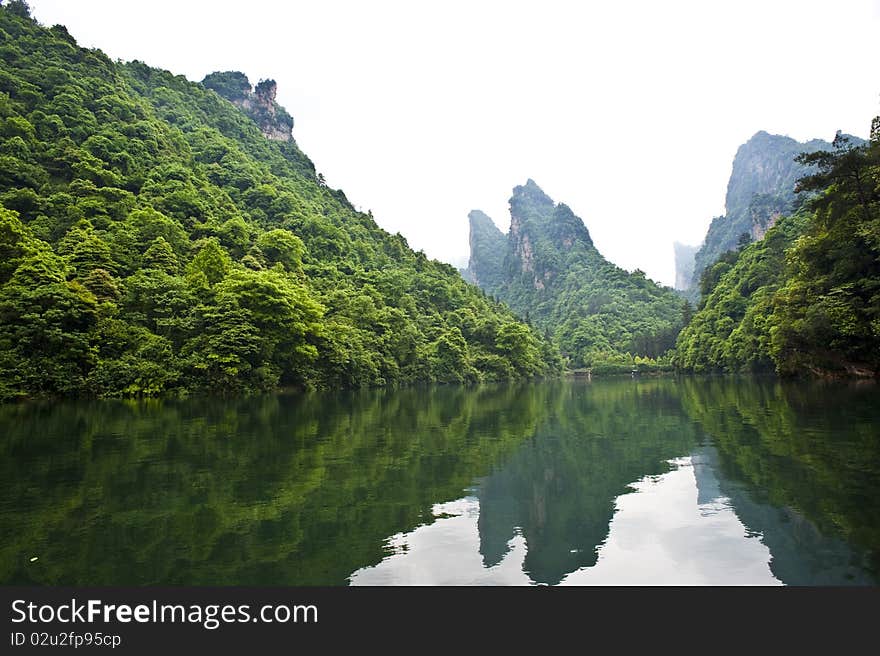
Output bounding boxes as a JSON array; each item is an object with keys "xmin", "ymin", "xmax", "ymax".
[
  {"xmin": 675, "ymin": 127, "xmax": 880, "ymax": 377},
  {"xmin": 463, "ymin": 209, "xmax": 505, "ymax": 288},
  {"xmin": 673, "ymin": 241, "xmax": 698, "ymax": 290},
  {"xmin": 466, "ymin": 180, "xmax": 686, "ymax": 368},
  {"xmin": 677, "ymin": 131, "xmax": 863, "ymax": 296}
]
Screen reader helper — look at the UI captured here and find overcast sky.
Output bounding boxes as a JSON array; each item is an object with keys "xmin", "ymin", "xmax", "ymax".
[{"xmin": 25, "ymin": 0, "xmax": 880, "ymax": 286}]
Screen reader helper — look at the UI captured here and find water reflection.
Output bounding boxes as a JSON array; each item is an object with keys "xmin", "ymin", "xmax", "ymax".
[
  {"xmin": 352, "ymin": 454, "xmax": 782, "ymax": 585},
  {"xmin": 680, "ymin": 377, "xmax": 880, "ymax": 583},
  {"xmin": 561, "ymin": 454, "xmax": 778, "ymax": 585},
  {"xmin": 355, "ymin": 378, "xmax": 880, "ymax": 585},
  {"xmin": 475, "ymin": 381, "xmax": 699, "ymax": 584},
  {"xmin": 0, "ymin": 384, "xmax": 550, "ymax": 585},
  {"xmin": 1, "ymin": 377, "xmax": 878, "ymax": 585}
]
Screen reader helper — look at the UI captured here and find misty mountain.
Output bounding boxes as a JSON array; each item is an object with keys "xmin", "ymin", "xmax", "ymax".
[
  {"xmin": 675, "ymin": 126, "xmax": 880, "ymax": 376},
  {"xmin": 676, "ymin": 130, "xmax": 864, "ymax": 297}
]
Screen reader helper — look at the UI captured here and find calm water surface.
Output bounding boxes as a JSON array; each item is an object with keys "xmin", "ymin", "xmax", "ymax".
[{"xmin": 2, "ymin": 377, "xmax": 878, "ymax": 585}]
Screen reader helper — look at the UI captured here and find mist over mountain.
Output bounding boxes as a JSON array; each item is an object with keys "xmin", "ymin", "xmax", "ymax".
[{"xmin": 673, "ymin": 241, "xmax": 699, "ymax": 290}]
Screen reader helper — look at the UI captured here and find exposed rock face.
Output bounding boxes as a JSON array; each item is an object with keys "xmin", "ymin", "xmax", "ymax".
[
  {"xmin": 510, "ymin": 214, "xmax": 534, "ymax": 273},
  {"xmin": 504, "ymin": 179, "xmax": 592, "ymax": 291},
  {"xmin": 467, "ymin": 179, "xmax": 599, "ymax": 303},
  {"xmin": 202, "ymin": 72, "xmax": 294, "ymax": 142},
  {"xmin": 466, "ymin": 179, "xmax": 684, "ymax": 363},
  {"xmin": 682, "ymin": 131, "xmax": 859, "ymax": 296},
  {"xmin": 255, "ymin": 78, "xmax": 277, "ymax": 102}
]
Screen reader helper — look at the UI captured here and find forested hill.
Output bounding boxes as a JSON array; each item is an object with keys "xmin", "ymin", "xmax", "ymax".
[
  {"xmin": 466, "ymin": 180, "xmax": 687, "ymax": 370},
  {"xmin": 676, "ymin": 131, "xmax": 862, "ymax": 298},
  {"xmin": 675, "ymin": 127, "xmax": 880, "ymax": 377},
  {"xmin": 0, "ymin": 3, "xmax": 560, "ymax": 401}
]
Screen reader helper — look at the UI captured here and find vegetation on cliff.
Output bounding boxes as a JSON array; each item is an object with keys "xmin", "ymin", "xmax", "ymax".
[
  {"xmin": 466, "ymin": 180, "xmax": 687, "ymax": 370},
  {"xmin": 675, "ymin": 126, "xmax": 880, "ymax": 376},
  {"xmin": 675, "ymin": 131, "xmax": 864, "ymax": 301},
  {"xmin": 0, "ymin": 4, "xmax": 559, "ymax": 401}
]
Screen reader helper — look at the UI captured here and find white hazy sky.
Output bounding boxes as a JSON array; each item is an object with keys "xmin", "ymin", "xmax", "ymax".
[{"xmin": 24, "ymin": 0, "xmax": 880, "ymax": 286}]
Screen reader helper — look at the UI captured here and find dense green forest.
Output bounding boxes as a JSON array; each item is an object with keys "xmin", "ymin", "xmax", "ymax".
[
  {"xmin": 678, "ymin": 131, "xmax": 842, "ymax": 300},
  {"xmin": 0, "ymin": 3, "xmax": 560, "ymax": 401},
  {"xmin": 675, "ymin": 126, "xmax": 880, "ymax": 376},
  {"xmin": 466, "ymin": 180, "xmax": 687, "ymax": 371},
  {"xmin": 0, "ymin": 0, "xmax": 875, "ymax": 398}
]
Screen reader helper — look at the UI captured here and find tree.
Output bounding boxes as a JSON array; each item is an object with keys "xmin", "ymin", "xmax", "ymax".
[
  {"xmin": 186, "ymin": 238, "xmax": 231, "ymax": 285},
  {"xmin": 681, "ymin": 300, "xmax": 694, "ymax": 327},
  {"xmin": 123, "ymin": 207, "xmax": 188, "ymax": 255},
  {"xmin": 58, "ymin": 220, "xmax": 116, "ymax": 275},
  {"xmin": 0, "ymin": 207, "xmax": 37, "ymax": 284},
  {"xmin": 201, "ymin": 71, "xmax": 251, "ymax": 101},
  {"xmin": 4, "ymin": 1, "xmax": 31, "ymax": 19},
  {"xmin": 795, "ymin": 132, "xmax": 879, "ymax": 224},
  {"xmin": 431, "ymin": 327, "xmax": 477, "ymax": 383},
  {"xmin": 0, "ymin": 249, "xmax": 98, "ymax": 397},
  {"xmin": 256, "ymin": 229, "xmax": 305, "ymax": 273},
  {"xmin": 495, "ymin": 322, "xmax": 541, "ymax": 376},
  {"xmin": 183, "ymin": 269, "xmax": 325, "ymax": 390},
  {"xmin": 143, "ymin": 236, "xmax": 179, "ymax": 273},
  {"xmin": 81, "ymin": 268, "xmax": 120, "ymax": 303}
]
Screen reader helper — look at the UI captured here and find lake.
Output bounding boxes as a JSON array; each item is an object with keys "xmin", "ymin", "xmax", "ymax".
[{"xmin": 1, "ymin": 377, "xmax": 878, "ymax": 585}]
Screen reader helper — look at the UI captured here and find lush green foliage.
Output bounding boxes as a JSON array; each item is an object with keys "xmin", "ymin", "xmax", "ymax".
[
  {"xmin": 674, "ymin": 213, "xmax": 804, "ymax": 372},
  {"xmin": 770, "ymin": 130, "xmax": 880, "ymax": 375},
  {"xmin": 687, "ymin": 131, "xmax": 838, "ymax": 298},
  {"xmin": 468, "ymin": 180, "xmax": 686, "ymax": 369},
  {"xmin": 201, "ymin": 71, "xmax": 251, "ymax": 101},
  {"xmin": 0, "ymin": 6, "xmax": 559, "ymax": 400},
  {"xmin": 675, "ymin": 127, "xmax": 880, "ymax": 376}
]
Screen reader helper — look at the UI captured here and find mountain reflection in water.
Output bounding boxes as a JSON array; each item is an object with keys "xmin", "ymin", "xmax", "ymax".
[{"xmin": 2, "ymin": 378, "xmax": 878, "ymax": 585}]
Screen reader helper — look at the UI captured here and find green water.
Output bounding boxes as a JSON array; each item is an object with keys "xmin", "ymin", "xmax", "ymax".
[{"xmin": 2, "ymin": 377, "xmax": 878, "ymax": 585}]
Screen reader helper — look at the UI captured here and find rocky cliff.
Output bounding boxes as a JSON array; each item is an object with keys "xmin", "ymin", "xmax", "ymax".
[
  {"xmin": 467, "ymin": 180, "xmax": 685, "ymax": 366},
  {"xmin": 202, "ymin": 71, "xmax": 294, "ymax": 142},
  {"xmin": 678, "ymin": 131, "xmax": 844, "ymax": 295},
  {"xmin": 506, "ymin": 179, "xmax": 593, "ymax": 289}
]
